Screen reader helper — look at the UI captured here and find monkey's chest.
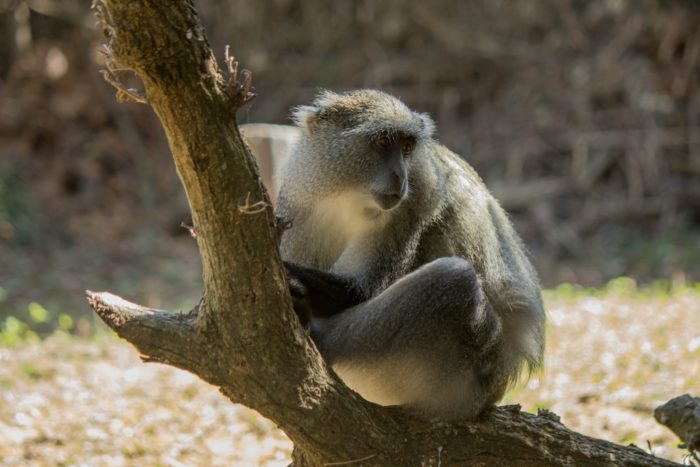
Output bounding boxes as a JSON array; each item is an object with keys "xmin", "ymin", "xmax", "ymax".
[{"xmin": 307, "ymin": 195, "xmax": 391, "ymax": 274}]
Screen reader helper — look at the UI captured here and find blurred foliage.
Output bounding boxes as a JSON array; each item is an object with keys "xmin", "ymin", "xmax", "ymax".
[
  {"xmin": 0, "ymin": 163, "xmax": 38, "ymax": 245},
  {"xmin": 0, "ymin": 297, "xmax": 79, "ymax": 343},
  {"xmin": 545, "ymin": 275, "xmax": 700, "ymax": 301},
  {"xmin": 0, "ymin": 316, "xmax": 39, "ymax": 347}
]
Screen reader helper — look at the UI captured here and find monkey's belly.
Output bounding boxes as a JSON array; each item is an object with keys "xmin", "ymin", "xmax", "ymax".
[
  {"xmin": 332, "ymin": 357, "xmax": 478, "ymax": 413},
  {"xmin": 333, "ymin": 361, "xmax": 407, "ymax": 406}
]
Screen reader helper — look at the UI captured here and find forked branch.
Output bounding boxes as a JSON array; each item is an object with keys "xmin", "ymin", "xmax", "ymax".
[{"xmin": 86, "ymin": 1, "xmax": 686, "ymax": 465}]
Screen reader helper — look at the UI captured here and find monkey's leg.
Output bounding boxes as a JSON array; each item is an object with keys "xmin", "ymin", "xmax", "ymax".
[{"xmin": 310, "ymin": 257, "xmax": 504, "ymax": 420}]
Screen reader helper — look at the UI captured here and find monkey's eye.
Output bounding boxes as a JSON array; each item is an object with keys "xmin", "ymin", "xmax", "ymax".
[
  {"xmin": 377, "ymin": 135, "xmax": 392, "ymax": 150},
  {"xmin": 401, "ymin": 141, "xmax": 415, "ymax": 156}
]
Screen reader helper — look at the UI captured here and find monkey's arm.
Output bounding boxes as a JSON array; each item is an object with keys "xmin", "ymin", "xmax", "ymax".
[{"xmin": 284, "ymin": 261, "xmax": 366, "ymax": 324}]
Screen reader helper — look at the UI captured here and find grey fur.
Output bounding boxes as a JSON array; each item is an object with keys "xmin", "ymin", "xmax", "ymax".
[{"xmin": 276, "ymin": 89, "xmax": 545, "ymax": 420}]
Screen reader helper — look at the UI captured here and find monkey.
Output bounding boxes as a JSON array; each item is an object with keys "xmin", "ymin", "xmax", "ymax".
[{"xmin": 275, "ymin": 89, "xmax": 545, "ymax": 420}]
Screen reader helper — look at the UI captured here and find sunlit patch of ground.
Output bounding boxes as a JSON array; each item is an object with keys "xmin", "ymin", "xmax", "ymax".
[
  {"xmin": 1, "ymin": 284, "xmax": 698, "ymax": 465},
  {"xmin": 0, "ymin": 334, "xmax": 292, "ymax": 466},
  {"xmin": 506, "ymin": 282, "xmax": 700, "ymax": 463}
]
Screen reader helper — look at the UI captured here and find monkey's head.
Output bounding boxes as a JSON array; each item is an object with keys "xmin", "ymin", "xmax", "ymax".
[{"xmin": 289, "ymin": 90, "xmax": 435, "ymax": 214}]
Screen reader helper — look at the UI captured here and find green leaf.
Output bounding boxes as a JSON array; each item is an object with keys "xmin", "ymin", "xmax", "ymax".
[
  {"xmin": 58, "ymin": 313, "xmax": 74, "ymax": 331},
  {"xmin": 28, "ymin": 302, "xmax": 49, "ymax": 323}
]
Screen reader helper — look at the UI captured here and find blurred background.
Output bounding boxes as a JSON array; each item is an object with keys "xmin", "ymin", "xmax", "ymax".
[
  {"xmin": 0, "ymin": 1, "xmax": 699, "ymax": 464},
  {"xmin": 1, "ymin": 0, "xmax": 699, "ymax": 331}
]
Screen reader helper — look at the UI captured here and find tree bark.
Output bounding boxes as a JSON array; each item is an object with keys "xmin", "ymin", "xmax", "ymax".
[
  {"xmin": 87, "ymin": 1, "xmax": 681, "ymax": 465},
  {"xmin": 655, "ymin": 394, "xmax": 700, "ymax": 453}
]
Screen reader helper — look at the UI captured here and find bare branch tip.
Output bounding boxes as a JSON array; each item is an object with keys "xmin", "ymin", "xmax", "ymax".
[
  {"xmin": 224, "ymin": 45, "xmax": 235, "ymax": 75},
  {"xmin": 85, "ymin": 291, "xmax": 152, "ymax": 330},
  {"xmin": 85, "ymin": 289, "xmax": 103, "ymax": 308},
  {"xmin": 180, "ymin": 221, "xmax": 198, "ymax": 238},
  {"xmin": 91, "ymin": 0, "xmax": 114, "ymax": 31}
]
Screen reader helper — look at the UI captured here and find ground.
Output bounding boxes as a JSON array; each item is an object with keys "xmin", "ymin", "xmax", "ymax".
[{"xmin": 0, "ymin": 284, "xmax": 698, "ymax": 466}]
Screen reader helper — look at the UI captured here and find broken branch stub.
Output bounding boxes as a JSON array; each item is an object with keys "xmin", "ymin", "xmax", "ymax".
[{"xmin": 655, "ymin": 394, "xmax": 700, "ymax": 452}]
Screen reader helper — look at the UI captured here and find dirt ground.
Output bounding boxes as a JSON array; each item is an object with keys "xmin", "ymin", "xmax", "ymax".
[{"xmin": 0, "ymin": 288, "xmax": 698, "ymax": 466}]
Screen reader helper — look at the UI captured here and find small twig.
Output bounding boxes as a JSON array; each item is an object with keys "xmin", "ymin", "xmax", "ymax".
[
  {"xmin": 92, "ymin": 0, "xmax": 114, "ymax": 30},
  {"xmin": 93, "ymin": 1, "xmax": 147, "ymax": 104},
  {"xmin": 223, "ymin": 45, "xmax": 256, "ymax": 107},
  {"xmin": 96, "ymin": 44, "xmax": 111, "ymax": 57},
  {"xmin": 181, "ymin": 222, "xmax": 198, "ymax": 238},
  {"xmin": 224, "ymin": 45, "xmax": 237, "ymax": 76},
  {"xmin": 238, "ymin": 192, "xmax": 270, "ymax": 215},
  {"xmin": 323, "ymin": 453, "xmax": 377, "ymax": 466},
  {"xmin": 101, "ymin": 67, "xmax": 148, "ymax": 104}
]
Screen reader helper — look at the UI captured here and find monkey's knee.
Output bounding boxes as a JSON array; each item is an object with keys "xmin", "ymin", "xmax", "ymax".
[
  {"xmin": 420, "ymin": 256, "xmax": 475, "ymax": 276},
  {"xmin": 418, "ymin": 257, "xmax": 477, "ymax": 284},
  {"xmin": 410, "ymin": 257, "xmax": 481, "ymax": 307},
  {"xmin": 408, "ymin": 257, "xmax": 501, "ymax": 350}
]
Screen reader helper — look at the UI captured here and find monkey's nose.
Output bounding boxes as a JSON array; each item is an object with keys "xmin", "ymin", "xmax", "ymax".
[{"xmin": 371, "ymin": 174, "xmax": 406, "ymax": 210}]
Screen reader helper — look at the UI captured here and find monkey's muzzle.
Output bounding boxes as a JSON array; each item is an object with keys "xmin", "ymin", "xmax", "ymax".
[{"xmin": 372, "ymin": 192, "xmax": 403, "ymax": 210}]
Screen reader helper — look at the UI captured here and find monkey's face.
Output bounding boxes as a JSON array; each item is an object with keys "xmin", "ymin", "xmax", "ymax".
[
  {"xmin": 289, "ymin": 89, "xmax": 434, "ymax": 215},
  {"xmin": 364, "ymin": 130, "xmax": 415, "ymax": 211}
]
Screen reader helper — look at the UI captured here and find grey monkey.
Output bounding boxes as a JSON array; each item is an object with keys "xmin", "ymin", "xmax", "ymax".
[{"xmin": 276, "ymin": 89, "xmax": 545, "ymax": 420}]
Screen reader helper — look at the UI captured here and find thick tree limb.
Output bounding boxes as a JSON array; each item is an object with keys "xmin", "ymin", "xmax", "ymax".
[
  {"xmin": 655, "ymin": 394, "xmax": 700, "ymax": 453},
  {"xmin": 86, "ymin": 291, "xmax": 203, "ymax": 371},
  {"xmin": 86, "ymin": 1, "xmax": 682, "ymax": 465}
]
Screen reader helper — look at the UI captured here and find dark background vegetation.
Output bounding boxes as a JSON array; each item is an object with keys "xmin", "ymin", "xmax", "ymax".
[{"xmin": 1, "ymin": 0, "xmax": 699, "ymax": 333}]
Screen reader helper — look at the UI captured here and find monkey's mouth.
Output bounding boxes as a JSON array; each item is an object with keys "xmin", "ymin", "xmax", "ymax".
[{"xmin": 372, "ymin": 192, "xmax": 404, "ymax": 211}]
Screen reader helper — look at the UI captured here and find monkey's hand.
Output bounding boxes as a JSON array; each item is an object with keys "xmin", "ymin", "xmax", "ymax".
[
  {"xmin": 286, "ymin": 270, "xmax": 312, "ymax": 327},
  {"xmin": 283, "ymin": 261, "xmax": 365, "ymax": 325}
]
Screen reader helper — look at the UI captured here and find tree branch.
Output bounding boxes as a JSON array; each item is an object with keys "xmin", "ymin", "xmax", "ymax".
[
  {"xmin": 86, "ymin": 291, "xmax": 201, "ymax": 370},
  {"xmin": 89, "ymin": 0, "xmax": 400, "ymax": 462},
  {"xmin": 655, "ymin": 395, "xmax": 700, "ymax": 453},
  {"xmin": 86, "ymin": 1, "xmax": 685, "ymax": 465}
]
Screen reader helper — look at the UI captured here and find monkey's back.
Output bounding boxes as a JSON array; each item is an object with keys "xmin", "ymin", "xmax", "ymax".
[{"xmin": 406, "ymin": 144, "xmax": 546, "ymax": 376}]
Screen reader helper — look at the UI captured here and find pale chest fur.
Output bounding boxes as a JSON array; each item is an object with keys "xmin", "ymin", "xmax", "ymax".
[{"xmin": 304, "ymin": 191, "xmax": 392, "ymax": 277}]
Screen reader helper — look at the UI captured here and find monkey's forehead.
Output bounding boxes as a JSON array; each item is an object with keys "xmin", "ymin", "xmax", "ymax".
[
  {"xmin": 342, "ymin": 116, "xmax": 430, "ymax": 140},
  {"xmin": 299, "ymin": 89, "xmax": 436, "ymax": 139},
  {"xmin": 333, "ymin": 91, "xmax": 434, "ymax": 137},
  {"xmin": 314, "ymin": 89, "xmax": 404, "ymax": 109},
  {"xmin": 341, "ymin": 104, "xmax": 435, "ymax": 140}
]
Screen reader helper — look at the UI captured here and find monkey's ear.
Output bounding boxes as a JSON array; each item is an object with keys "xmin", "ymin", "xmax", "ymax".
[
  {"xmin": 418, "ymin": 113, "xmax": 436, "ymax": 138},
  {"xmin": 292, "ymin": 90, "xmax": 342, "ymax": 131},
  {"xmin": 291, "ymin": 105, "xmax": 320, "ymax": 131}
]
